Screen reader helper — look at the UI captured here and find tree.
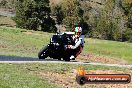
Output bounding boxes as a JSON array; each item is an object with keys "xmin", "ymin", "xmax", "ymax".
[
  {"xmin": 61, "ymin": 0, "xmax": 85, "ymax": 31},
  {"xmin": 55, "ymin": 5, "xmax": 64, "ymax": 25},
  {"xmin": 122, "ymin": 28, "xmax": 132, "ymax": 42},
  {"xmin": 50, "ymin": 0, "xmax": 89, "ymax": 34},
  {"xmin": 0, "ymin": 0, "xmax": 7, "ymax": 7},
  {"xmin": 13, "ymin": 0, "xmax": 57, "ymax": 32},
  {"xmin": 90, "ymin": 0, "xmax": 124, "ymax": 41}
]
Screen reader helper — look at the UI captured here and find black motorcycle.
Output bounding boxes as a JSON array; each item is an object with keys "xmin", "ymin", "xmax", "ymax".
[{"xmin": 38, "ymin": 32, "xmax": 75, "ymax": 61}]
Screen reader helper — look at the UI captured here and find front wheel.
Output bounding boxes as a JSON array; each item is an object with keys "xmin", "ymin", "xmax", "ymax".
[{"xmin": 38, "ymin": 45, "xmax": 49, "ymax": 59}]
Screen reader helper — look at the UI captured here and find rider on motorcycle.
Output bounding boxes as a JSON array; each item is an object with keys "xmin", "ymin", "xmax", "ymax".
[{"xmin": 67, "ymin": 24, "xmax": 84, "ymax": 60}]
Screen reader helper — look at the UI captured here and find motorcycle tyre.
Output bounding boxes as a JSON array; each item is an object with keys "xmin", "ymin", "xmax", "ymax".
[{"xmin": 38, "ymin": 45, "xmax": 48, "ymax": 59}]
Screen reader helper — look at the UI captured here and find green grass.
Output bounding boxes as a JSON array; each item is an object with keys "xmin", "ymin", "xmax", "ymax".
[
  {"xmin": 84, "ymin": 38, "xmax": 132, "ymax": 63},
  {"xmin": 0, "ymin": 63, "xmax": 60, "ymax": 88},
  {"xmin": 0, "ymin": 26, "xmax": 52, "ymax": 57},
  {"xmin": 0, "ymin": 26, "xmax": 132, "ymax": 63},
  {"xmin": 24, "ymin": 63, "xmax": 131, "ymax": 73},
  {"xmin": 0, "ymin": 63, "xmax": 131, "ymax": 88}
]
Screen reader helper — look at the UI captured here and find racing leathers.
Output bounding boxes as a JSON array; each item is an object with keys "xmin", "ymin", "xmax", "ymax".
[{"xmin": 68, "ymin": 35, "xmax": 84, "ymax": 59}]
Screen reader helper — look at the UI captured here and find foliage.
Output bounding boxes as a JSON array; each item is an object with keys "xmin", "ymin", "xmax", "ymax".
[
  {"xmin": 41, "ymin": 16, "xmax": 57, "ymax": 32},
  {"xmin": 0, "ymin": 0, "xmax": 7, "ymax": 7},
  {"xmin": 50, "ymin": 3, "xmax": 63, "ymax": 25},
  {"xmin": 120, "ymin": 0, "xmax": 132, "ymax": 42},
  {"xmin": 60, "ymin": 0, "xmax": 88, "ymax": 31},
  {"xmin": 124, "ymin": 28, "xmax": 132, "ymax": 42},
  {"xmin": 92, "ymin": 9, "xmax": 122, "ymax": 41},
  {"xmin": 13, "ymin": 0, "xmax": 57, "ymax": 32},
  {"xmin": 2, "ymin": 0, "xmax": 132, "ymax": 42},
  {"xmin": 88, "ymin": 0, "xmax": 128, "ymax": 42},
  {"xmin": 0, "ymin": 0, "xmax": 16, "ymax": 9}
]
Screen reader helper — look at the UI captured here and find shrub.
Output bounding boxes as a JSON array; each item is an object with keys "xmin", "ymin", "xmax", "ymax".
[
  {"xmin": 13, "ymin": 0, "xmax": 57, "ymax": 32},
  {"xmin": 124, "ymin": 29, "xmax": 132, "ymax": 42}
]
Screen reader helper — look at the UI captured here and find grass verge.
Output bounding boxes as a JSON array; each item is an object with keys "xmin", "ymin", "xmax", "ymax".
[
  {"xmin": 0, "ymin": 63, "xmax": 131, "ymax": 88},
  {"xmin": 0, "ymin": 26, "xmax": 52, "ymax": 57},
  {"xmin": 0, "ymin": 63, "xmax": 61, "ymax": 88},
  {"xmin": 84, "ymin": 38, "xmax": 132, "ymax": 62},
  {"xmin": 0, "ymin": 26, "xmax": 132, "ymax": 63}
]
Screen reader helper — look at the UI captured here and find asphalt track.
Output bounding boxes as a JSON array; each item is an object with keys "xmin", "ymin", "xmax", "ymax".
[{"xmin": 0, "ymin": 55, "xmax": 132, "ymax": 68}]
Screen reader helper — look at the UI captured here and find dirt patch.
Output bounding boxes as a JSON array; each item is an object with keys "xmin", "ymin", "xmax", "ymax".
[
  {"xmin": 39, "ymin": 70, "xmax": 132, "ymax": 88},
  {"xmin": 76, "ymin": 53, "xmax": 128, "ymax": 65}
]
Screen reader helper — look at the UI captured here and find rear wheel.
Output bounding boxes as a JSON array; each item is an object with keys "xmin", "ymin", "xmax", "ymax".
[{"xmin": 38, "ymin": 45, "xmax": 49, "ymax": 59}]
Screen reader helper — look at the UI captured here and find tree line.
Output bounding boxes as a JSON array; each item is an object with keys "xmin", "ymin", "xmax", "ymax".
[
  {"xmin": 1, "ymin": 0, "xmax": 131, "ymax": 42},
  {"xmin": 13, "ymin": 0, "xmax": 57, "ymax": 32},
  {"xmin": 13, "ymin": 0, "xmax": 89, "ymax": 34}
]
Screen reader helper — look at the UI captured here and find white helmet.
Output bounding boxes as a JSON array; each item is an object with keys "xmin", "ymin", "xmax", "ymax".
[{"xmin": 75, "ymin": 27, "xmax": 82, "ymax": 33}]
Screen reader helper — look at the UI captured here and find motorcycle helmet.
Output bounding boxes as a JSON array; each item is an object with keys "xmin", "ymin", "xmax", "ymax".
[
  {"xmin": 75, "ymin": 26, "xmax": 82, "ymax": 38},
  {"xmin": 75, "ymin": 27, "xmax": 82, "ymax": 33},
  {"xmin": 74, "ymin": 22, "xmax": 82, "ymax": 33}
]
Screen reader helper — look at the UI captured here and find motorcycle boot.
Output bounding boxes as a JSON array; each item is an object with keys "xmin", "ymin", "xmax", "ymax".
[{"xmin": 70, "ymin": 55, "xmax": 75, "ymax": 60}]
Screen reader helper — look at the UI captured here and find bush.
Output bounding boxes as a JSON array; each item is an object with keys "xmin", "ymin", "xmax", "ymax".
[
  {"xmin": 26, "ymin": 17, "xmax": 39, "ymax": 31},
  {"xmin": 61, "ymin": 0, "xmax": 85, "ymax": 31},
  {"xmin": 41, "ymin": 16, "xmax": 57, "ymax": 32},
  {"xmin": 13, "ymin": 0, "xmax": 36, "ymax": 29},
  {"xmin": 124, "ymin": 29, "xmax": 132, "ymax": 42},
  {"xmin": 13, "ymin": 0, "xmax": 57, "ymax": 32},
  {"xmin": 63, "ymin": 16, "xmax": 80, "ymax": 31},
  {"xmin": 0, "ymin": 0, "xmax": 7, "ymax": 7}
]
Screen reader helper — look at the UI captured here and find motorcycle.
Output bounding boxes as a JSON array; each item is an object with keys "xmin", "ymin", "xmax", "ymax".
[{"xmin": 38, "ymin": 32, "xmax": 75, "ymax": 61}]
